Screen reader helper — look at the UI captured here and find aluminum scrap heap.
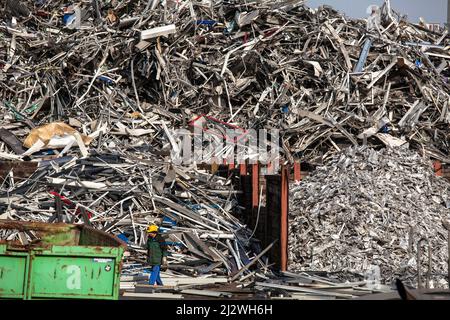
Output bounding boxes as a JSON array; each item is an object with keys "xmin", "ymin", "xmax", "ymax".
[
  {"xmin": 289, "ymin": 146, "xmax": 450, "ymax": 288},
  {"xmin": 0, "ymin": 0, "xmax": 449, "ymax": 283},
  {"xmin": 0, "ymin": 0, "xmax": 449, "ymax": 164}
]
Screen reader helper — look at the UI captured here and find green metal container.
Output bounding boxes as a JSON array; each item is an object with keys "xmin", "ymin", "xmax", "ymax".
[{"xmin": 0, "ymin": 220, "xmax": 126, "ymax": 300}]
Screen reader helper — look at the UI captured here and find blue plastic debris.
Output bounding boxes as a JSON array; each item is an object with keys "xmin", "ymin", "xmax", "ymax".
[
  {"xmin": 33, "ymin": 149, "xmax": 56, "ymax": 156},
  {"xmin": 381, "ymin": 125, "xmax": 389, "ymax": 133},
  {"xmin": 196, "ymin": 20, "xmax": 217, "ymax": 26},
  {"xmin": 117, "ymin": 233, "xmax": 129, "ymax": 243},
  {"xmin": 62, "ymin": 6, "xmax": 81, "ymax": 29},
  {"xmin": 164, "ymin": 241, "xmax": 184, "ymax": 247},
  {"xmin": 162, "ymin": 216, "xmax": 177, "ymax": 227},
  {"xmin": 354, "ymin": 38, "xmax": 372, "ymax": 73},
  {"xmin": 63, "ymin": 13, "xmax": 75, "ymax": 26},
  {"xmin": 281, "ymin": 104, "xmax": 289, "ymax": 114},
  {"xmin": 190, "ymin": 204, "xmax": 202, "ymax": 211},
  {"xmin": 415, "ymin": 59, "xmax": 422, "ymax": 68},
  {"xmin": 98, "ymin": 75, "xmax": 114, "ymax": 85}
]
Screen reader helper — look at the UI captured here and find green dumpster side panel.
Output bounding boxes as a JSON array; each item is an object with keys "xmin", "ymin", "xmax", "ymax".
[
  {"xmin": 48, "ymin": 245, "xmax": 119, "ymax": 256},
  {"xmin": 0, "ymin": 221, "xmax": 125, "ymax": 300},
  {"xmin": 0, "ymin": 255, "xmax": 27, "ymax": 298},
  {"xmin": 30, "ymin": 256, "xmax": 116, "ymax": 299}
]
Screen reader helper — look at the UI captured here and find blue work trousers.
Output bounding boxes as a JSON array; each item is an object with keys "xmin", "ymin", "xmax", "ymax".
[{"xmin": 149, "ymin": 265, "xmax": 163, "ymax": 286}]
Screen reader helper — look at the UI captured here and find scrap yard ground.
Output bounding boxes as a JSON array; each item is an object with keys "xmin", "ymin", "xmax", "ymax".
[{"xmin": 0, "ymin": 0, "xmax": 450, "ymax": 300}]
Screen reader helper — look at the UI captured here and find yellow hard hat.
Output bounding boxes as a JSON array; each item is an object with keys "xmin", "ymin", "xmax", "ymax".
[{"xmin": 147, "ymin": 225, "xmax": 159, "ymax": 233}]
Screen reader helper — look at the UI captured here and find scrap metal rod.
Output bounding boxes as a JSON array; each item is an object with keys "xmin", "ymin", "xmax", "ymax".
[
  {"xmin": 230, "ymin": 240, "xmax": 276, "ymax": 282},
  {"xmin": 417, "ymin": 237, "xmax": 432, "ymax": 289}
]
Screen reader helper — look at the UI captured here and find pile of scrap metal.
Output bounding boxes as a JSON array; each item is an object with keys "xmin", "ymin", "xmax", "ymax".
[
  {"xmin": 0, "ymin": 146, "xmax": 275, "ymax": 283},
  {"xmin": 0, "ymin": 0, "xmax": 449, "ymax": 297},
  {"xmin": 289, "ymin": 146, "xmax": 450, "ymax": 288},
  {"xmin": 0, "ymin": 0, "xmax": 449, "ymax": 166},
  {"xmin": 119, "ymin": 270, "xmax": 394, "ymax": 299}
]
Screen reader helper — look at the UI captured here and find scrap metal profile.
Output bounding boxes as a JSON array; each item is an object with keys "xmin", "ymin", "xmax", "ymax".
[{"xmin": 146, "ymin": 224, "xmax": 168, "ymax": 286}]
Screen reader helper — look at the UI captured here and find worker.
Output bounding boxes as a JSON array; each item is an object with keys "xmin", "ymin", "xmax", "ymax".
[{"xmin": 146, "ymin": 224, "xmax": 168, "ymax": 286}]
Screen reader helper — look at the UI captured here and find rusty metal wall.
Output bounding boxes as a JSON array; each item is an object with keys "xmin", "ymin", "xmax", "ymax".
[
  {"xmin": 265, "ymin": 175, "xmax": 282, "ymax": 267},
  {"xmin": 234, "ymin": 165, "xmax": 288, "ymax": 271}
]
